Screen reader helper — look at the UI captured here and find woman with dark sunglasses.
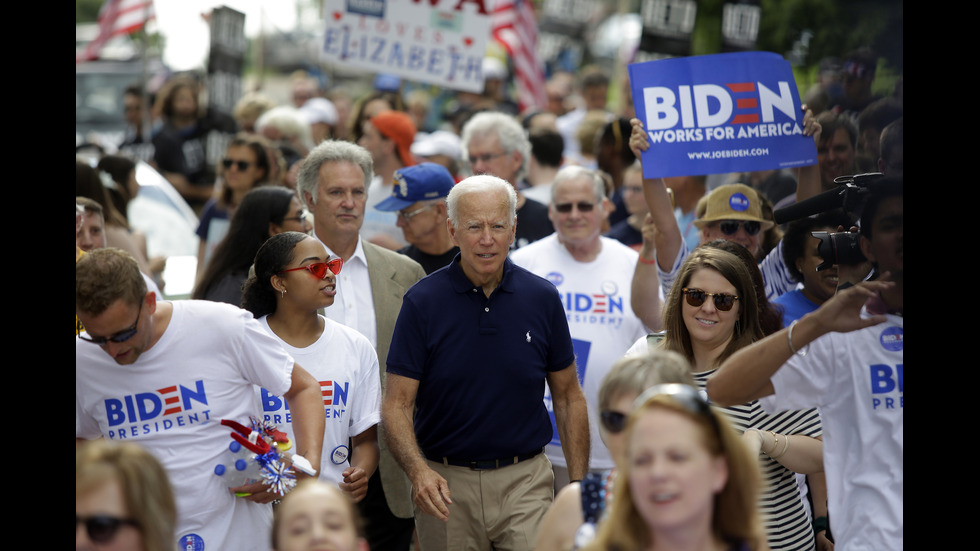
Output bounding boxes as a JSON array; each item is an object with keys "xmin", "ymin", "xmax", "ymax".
[
  {"xmin": 630, "ymin": 246, "xmax": 825, "ymax": 551},
  {"xmin": 242, "ymin": 232, "xmax": 381, "ymax": 505},
  {"xmin": 536, "ymin": 350, "xmax": 695, "ymax": 551},
  {"xmin": 76, "ymin": 439, "xmax": 177, "ymax": 551},
  {"xmin": 196, "ymin": 133, "xmax": 276, "ymax": 282}
]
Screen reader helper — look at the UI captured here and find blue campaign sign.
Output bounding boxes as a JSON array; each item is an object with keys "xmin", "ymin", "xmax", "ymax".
[{"xmin": 628, "ymin": 52, "xmax": 817, "ymax": 179}]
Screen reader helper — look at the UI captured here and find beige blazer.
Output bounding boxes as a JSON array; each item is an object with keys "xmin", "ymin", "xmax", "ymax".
[{"xmin": 362, "ymin": 240, "xmax": 426, "ymax": 518}]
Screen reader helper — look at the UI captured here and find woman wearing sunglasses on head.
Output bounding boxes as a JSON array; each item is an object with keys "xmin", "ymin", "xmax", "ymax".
[
  {"xmin": 196, "ymin": 133, "xmax": 276, "ymax": 281},
  {"xmin": 76, "ymin": 439, "xmax": 177, "ymax": 551},
  {"xmin": 536, "ymin": 350, "xmax": 696, "ymax": 551},
  {"xmin": 580, "ymin": 384, "xmax": 765, "ymax": 551},
  {"xmin": 193, "ymin": 186, "xmax": 311, "ymax": 306},
  {"xmin": 629, "ymin": 246, "xmax": 824, "ymax": 551},
  {"xmin": 242, "ymin": 232, "xmax": 381, "ymax": 504}
]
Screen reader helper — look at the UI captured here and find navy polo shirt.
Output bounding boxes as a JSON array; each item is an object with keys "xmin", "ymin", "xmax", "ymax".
[{"xmin": 387, "ymin": 254, "xmax": 576, "ymax": 460}]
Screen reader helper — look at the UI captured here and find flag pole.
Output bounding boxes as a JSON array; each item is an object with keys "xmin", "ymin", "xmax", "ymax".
[{"xmin": 139, "ymin": 3, "xmax": 151, "ymax": 146}]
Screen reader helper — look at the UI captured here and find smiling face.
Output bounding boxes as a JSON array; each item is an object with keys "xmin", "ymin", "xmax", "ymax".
[
  {"xmin": 273, "ymin": 237, "xmax": 337, "ymax": 311},
  {"xmin": 627, "ymin": 407, "xmax": 727, "ymax": 539},
  {"xmin": 274, "ymin": 483, "xmax": 367, "ymax": 551},
  {"xmin": 798, "ymin": 227, "xmax": 839, "ymax": 304},
  {"xmin": 681, "ymin": 268, "xmax": 740, "ymax": 352}
]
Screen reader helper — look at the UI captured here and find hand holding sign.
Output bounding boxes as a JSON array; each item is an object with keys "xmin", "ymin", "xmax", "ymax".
[{"xmin": 628, "ymin": 52, "xmax": 818, "ymax": 179}]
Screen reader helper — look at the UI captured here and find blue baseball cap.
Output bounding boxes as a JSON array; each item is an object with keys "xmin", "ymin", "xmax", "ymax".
[{"xmin": 375, "ymin": 162, "xmax": 455, "ymax": 212}]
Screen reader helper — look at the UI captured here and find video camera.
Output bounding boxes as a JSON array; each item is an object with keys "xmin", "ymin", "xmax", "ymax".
[{"xmin": 773, "ymin": 172, "xmax": 885, "ymax": 269}]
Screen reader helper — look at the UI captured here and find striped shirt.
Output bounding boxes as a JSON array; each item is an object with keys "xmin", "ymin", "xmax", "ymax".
[{"xmin": 695, "ymin": 369, "xmax": 820, "ymax": 551}]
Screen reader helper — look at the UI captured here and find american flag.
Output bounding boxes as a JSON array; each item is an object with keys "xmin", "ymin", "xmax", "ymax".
[
  {"xmin": 76, "ymin": 0, "xmax": 155, "ymax": 63},
  {"xmin": 491, "ymin": 0, "xmax": 547, "ymax": 113}
]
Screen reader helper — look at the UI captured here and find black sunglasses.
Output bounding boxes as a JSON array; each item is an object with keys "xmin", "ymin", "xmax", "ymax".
[
  {"xmin": 554, "ymin": 202, "xmax": 596, "ymax": 213},
  {"xmin": 76, "ymin": 515, "xmax": 140, "ymax": 543},
  {"xmin": 78, "ymin": 300, "xmax": 143, "ymax": 345},
  {"xmin": 221, "ymin": 158, "xmax": 252, "ymax": 171},
  {"xmin": 681, "ymin": 288, "xmax": 739, "ymax": 312},
  {"xmin": 600, "ymin": 410, "xmax": 628, "ymax": 434},
  {"xmin": 718, "ymin": 220, "xmax": 761, "ymax": 236}
]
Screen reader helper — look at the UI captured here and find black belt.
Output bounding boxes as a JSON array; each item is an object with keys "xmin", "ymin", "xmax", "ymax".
[{"xmin": 426, "ymin": 448, "xmax": 543, "ymax": 470}]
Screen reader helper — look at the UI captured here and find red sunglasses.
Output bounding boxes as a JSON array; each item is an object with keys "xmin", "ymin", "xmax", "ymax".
[{"xmin": 278, "ymin": 259, "xmax": 343, "ymax": 279}]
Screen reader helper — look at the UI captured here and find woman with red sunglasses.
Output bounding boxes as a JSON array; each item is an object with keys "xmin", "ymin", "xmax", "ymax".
[
  {"xmin": 242, "ymin": 231, "xmax": 381, "ymax": 504},
  {"xmin": 630, "ymin": 246, "xmax": 826, "ymax": 551}
]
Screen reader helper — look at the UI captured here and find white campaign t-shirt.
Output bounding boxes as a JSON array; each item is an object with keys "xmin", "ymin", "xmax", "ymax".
[
  {"xmin": 76, "ymin": 300, "xmax": 294, "ymax": 551},
  {"xmin": 511, "ymin": 234, "xmax": 651, "ymax": 470},
  {"xmin": 762, "ymin": 311, "xmax": 904, "ymax": 551},
  {"xmin": 256, "ymin": 315, "xmax": 381, "ymax": 485}
]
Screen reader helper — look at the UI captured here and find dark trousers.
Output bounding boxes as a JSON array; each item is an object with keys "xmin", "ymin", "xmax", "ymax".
[{"xmin": 357, "ymin": 469, "xmax": 415, "ymax": 551}]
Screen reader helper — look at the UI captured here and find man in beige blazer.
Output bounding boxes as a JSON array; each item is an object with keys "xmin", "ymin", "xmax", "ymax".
[{"xmin": 298, "ymin": 140, "xmax": 426, "ymax": 551}]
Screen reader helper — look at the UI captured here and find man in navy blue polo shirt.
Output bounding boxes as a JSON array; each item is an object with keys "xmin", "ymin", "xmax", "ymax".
[{"xmin": 382, "ymin": 174, "xmax": 590, "ymax": 551}]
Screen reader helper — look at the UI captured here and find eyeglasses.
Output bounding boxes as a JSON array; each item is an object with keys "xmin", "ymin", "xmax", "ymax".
[
  {"xmin": 599, "ymin": 410, "xmax": 628, "ymax": 434},
  {"xmin": 278, "ymin": 259, "xmax": 343, "ymax": 279},
  {"xmin": 398, "ymin": 204, "xmax": 435, "ymax": 222},
  {"xmin": 554, "ymin": 202, "xmax": 596, "ymax": 213},
  {"xmin": 467, "ymin": 151, "xmax": 508, "ymax": 165},
  {"xmin": 222, "ymin": 158, "xmax": 252, "ymax": 171},
  {"xmin": 681, "ymin": 288, "xmax": 739, "ymax": 311},
  {"xmin": 76, "ymin": 515, "xmax": 140, "ymax": 543},
  {"xmin": 718, "ymin": 220, "xmax": 761, "ymax": 236},
  {"xmin": 281, "ymin": 210, "xmax": 310, "ymax": 224},
  {"xmin": 78, "ymin": 300, "xmax": 143, "ymax": 345}
]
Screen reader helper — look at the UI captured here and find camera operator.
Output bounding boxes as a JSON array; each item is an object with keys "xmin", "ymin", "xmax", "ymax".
[
  {"xmin": 708, "ymin": 176, "xmax": 903, "ymax": 550},
  {"xmin": 775, "ymin": 209, "xmax": 862, "ymax": 326}
]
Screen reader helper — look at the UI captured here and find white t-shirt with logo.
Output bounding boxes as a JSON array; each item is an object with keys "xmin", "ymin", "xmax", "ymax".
[
  {"xmin": 511, "ymin": 234, "xmax": 651, "ymax": 470},
  {"xmin": 255, "ymin": 314, "xmax": 381, "ymax": 485},
  {"xmin": 761, "ymin": 311, "xmax": 904, "ymax": 551},
  {"xmin": 76, "ymin": 300, "xmax": 294, "ymax": 551}
]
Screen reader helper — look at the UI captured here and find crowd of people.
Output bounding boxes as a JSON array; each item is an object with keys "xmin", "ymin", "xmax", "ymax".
[{"xmin": 77, "ymin": 45, "xmax": 902, "ymax": 551}]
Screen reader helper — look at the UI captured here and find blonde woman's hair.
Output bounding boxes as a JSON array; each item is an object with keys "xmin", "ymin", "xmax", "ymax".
[
  {"xmin": 76, "ymin": 440, "xmax": 177, "ymax": 551},
  {"xmin": 583, "ymin": 387, "xmax": 765, "ymax": 551}
]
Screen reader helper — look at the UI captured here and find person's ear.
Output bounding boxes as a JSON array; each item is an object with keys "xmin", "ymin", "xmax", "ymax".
[{"xmin": 270, "ymin": 274, "xmax": 286, "ymax": 297}]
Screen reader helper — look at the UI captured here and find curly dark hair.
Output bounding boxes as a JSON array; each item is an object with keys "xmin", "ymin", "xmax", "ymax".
[{"xmin": 240, "ymin": 231, "xmax": 311, "ymax": 318}]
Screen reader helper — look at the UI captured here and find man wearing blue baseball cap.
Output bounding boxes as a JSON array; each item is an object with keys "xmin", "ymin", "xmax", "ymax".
[{"xmin": 376, "ymin": 162, "xmax": 459, "ymax": 274}]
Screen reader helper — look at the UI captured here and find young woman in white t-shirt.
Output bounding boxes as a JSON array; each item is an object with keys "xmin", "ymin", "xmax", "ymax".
[{"xmin": 242, "ymin": 231, "xmax": 381, "ymax": 503}]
